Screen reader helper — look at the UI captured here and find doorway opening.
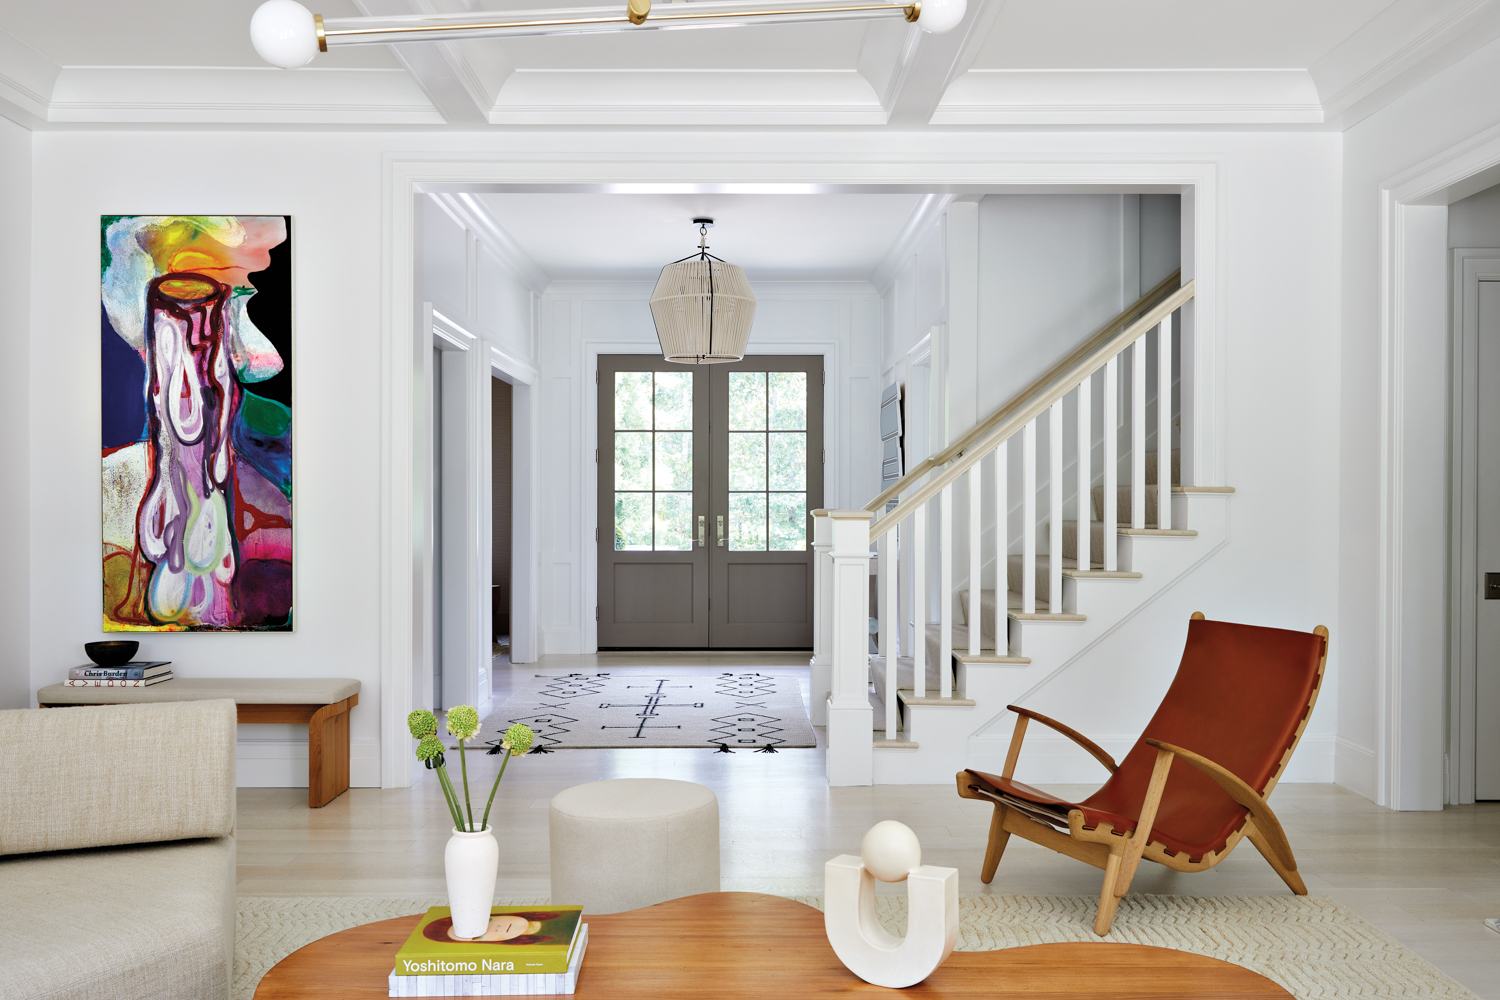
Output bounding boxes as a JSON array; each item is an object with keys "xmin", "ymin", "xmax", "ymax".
[{"xmin": 492, "ymin": 376, "xmax": 514, "ymax": 696}]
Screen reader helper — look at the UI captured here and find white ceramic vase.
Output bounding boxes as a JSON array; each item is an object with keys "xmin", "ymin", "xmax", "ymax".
[{"xmin": 445, "ymin": 825, "xmax": 499, "ymax": 939}]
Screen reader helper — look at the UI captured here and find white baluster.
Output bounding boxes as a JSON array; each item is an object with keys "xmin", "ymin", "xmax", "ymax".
[
  {"xmin": 993, "ymin": 439, "xmax": 1007, "ymax": 653},
  {"xmin": 1158, "ymin": 313, "xmax": 1173, "ymax": 527},
  {"xmin": 968, "ymin": 466, "xmax": 980, "ymax": 657},
  {"xmin": 1104, "ymin": 357, "xmax": 1118, "ymax": 572},
  {"xmin": 939, "ymin": 484, "xmax": 953, "ymax": 699},
  {"xmin": 1022, "ymin": 420, "xmax": 1037, "ymax": 615},
  {"xmin": 878, "ymin": 532, "xmax": 896, "ymax": 739},
  {"xmin": 1076, "ymin": 375, "xmax": 1091, "ymax": 572},
  {"xmin": 1132, "ymin": 334, "xmax": 1147, "ymax": 531},
  {"xmin": 1048, "ymin": 400, "xmax": 1063, "ymax": 613},
  {"xmin": 912, "ymin": 503, "xmax": 926, "ymax": 699},
  {"xmin": 886, "ymin": 518, "xmax": 900, "ymax": 686}
]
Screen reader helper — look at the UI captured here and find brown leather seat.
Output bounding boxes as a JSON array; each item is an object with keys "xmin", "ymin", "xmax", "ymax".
[{"xmin": 956, "ymin": 614, "xmax": 1328, "ymax": 935}]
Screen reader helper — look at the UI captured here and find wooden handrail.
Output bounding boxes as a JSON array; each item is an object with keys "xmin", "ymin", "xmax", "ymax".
[
  {"xmin": 867, "ymin": 279, "xmax": 1195, "ymax": 541},
  {"xmin": 864, "ymin": 268, "xmax": 1183, "ymax": 512}
]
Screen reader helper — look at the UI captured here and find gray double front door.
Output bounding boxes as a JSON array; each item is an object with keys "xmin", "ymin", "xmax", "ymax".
[{"xmin": 597, "ymin": 355, "xmax": 823, "ymax": 649}]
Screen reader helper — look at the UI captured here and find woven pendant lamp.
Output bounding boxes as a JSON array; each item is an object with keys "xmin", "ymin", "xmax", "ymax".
[{"xmin": 649, "ymin": 218, "xmax": 756, "ymax": 364}]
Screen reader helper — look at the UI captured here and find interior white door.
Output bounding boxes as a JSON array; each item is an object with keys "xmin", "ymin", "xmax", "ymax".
[{"xmin": 1477, "ymin": 279, "xmax": 1500, "ymax": 798}]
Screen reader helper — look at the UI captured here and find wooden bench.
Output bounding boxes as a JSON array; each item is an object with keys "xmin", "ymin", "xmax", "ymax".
[{"xmin": 37, "ymin": 678, "xmax": 361, "ymax": 808}]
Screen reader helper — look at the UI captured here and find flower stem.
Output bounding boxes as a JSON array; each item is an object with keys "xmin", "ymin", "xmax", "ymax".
[
  {"xmin": 457, "ymin": 738, "xmax": 476, "ymax": 832},
  {"xmin": 479, "ymin": 750, "xmax": 513, "ymax": 832},
  {"xmin": 434, "ymin": 765, "xmax": 465, "ymax": 831}
]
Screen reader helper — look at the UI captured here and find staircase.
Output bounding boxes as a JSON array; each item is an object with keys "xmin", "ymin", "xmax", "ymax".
[{"xmin": 815, "ymin": 275, "xmax": 1235, "ymax": 786}]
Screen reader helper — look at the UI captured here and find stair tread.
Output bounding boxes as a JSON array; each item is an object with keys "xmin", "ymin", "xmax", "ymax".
[{"xmin": 898, "ymin": 689, "xmax": 976, "ymax": 707}]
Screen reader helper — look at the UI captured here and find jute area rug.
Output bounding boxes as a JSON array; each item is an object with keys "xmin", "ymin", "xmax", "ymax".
[
  {"xmin": 470, "ymin": 671, "xmax": 816, "ymax": 750},
  {"xmin": 236, "ymin": 893, "xmax": 1477, "ymax": 1000}
]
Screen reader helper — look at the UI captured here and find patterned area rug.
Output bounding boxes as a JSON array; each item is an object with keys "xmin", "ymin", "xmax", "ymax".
[
  {"xmin": 472, "ymin": 671, "xmax": 816, "ymax": 750},
  {"xmin": 236, "ymin": 893, "xmax": 1478, "ymax": 1000}
]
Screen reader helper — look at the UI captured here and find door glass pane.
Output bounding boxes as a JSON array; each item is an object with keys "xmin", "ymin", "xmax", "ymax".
[
  {"xmin": 655, "ymin": 432, "xmax": 692, "ymax": 491},
  {"xmin": 768, "ymin": 493, "xmax": 807, "ymax": 551},
  {"xmin": 767, "ymin": 432, "xmax": 805, "ymax": 490},
  {"xmin": 654, "ymin": 371, "xmax": 693, "ymax": 430},
  {"xmin": 615, "ymin": 372, "xmax": 652, "ymax": 430},
  {"xmin": 768, "ymin": 372, "xmax": 807, "ymax": 430},
  {"xmin": 728, "ymin": 493, "xmax": 766, "ymax": 550},
  {"xmin": 654, "ymin": 492, "xmax": 692, "ymax": 550},
  {"xmin": 614, "ymin": 493, "xmax": 651, "ymax": 550},
  {"xmin": 614, "ymin": 432, "xmax": 652, "ymax": 490},
  {"xmin": 729, "ymin": 372, "xmax": 766, "ymax": 430},
  {"xmin": 728, "ymin": 433, "xmax": 766, "ymax": 491}
]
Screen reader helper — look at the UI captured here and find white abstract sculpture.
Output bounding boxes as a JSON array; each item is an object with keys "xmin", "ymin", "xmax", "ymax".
[{"xmin": 824, "ymin": 820, "xmax": 959, "ymax": 988}]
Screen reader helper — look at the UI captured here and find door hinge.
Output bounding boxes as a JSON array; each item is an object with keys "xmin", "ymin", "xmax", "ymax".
[
  {"xmin": 822, "ymin": 371, "xmax": 825, "ymax": 385},
  {"xmin": 595, "ymin": 370, "xmax": 599, "ymax": 385},
  {"xmin": 595, "ymin": 606, "xmax": 599, "ymax": 621},
  {"xmin": 822, "ymin": 448, "xmax": 826, "ymax": 464},
  {"xmin": 595, "ymin": 527, "xmax": 600, "ymax": 542},
  {"xmin": 595, "ymin": 448, "xmax": 599, "ymax": 462}
]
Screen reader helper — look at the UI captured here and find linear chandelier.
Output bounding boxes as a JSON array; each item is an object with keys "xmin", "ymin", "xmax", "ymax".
[{"xmin": 251, "ymin": 0, "xmax": 966, "ymax": 69}]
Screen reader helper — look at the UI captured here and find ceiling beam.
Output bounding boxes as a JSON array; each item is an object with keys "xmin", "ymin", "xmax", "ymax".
[
  {"xmin": 874, "ymin": 0, "xmax": 1003, "ymax": 127},
  {"xmin": 352, "ymin": 0, "xmax": 493, "ymax": 125}
]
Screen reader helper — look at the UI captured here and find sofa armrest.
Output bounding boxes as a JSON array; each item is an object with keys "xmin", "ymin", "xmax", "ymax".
[{"xmin": 0, "ymin": 699, "xmax": 236, "ymax": 855}]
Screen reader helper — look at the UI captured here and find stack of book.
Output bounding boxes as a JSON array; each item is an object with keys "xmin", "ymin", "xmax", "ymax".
[
  {"xmin": 389, "ymin": 905, "xmax": 586, "ymax": 997},
  {"xmin": 66, "ymin": 661, "xmax": 173, "ymax": 687}
]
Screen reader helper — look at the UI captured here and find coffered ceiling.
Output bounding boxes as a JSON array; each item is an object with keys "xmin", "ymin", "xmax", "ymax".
[{"xmin": 2, "ymin": 0, "xmax": 1498, "ymax": 130}]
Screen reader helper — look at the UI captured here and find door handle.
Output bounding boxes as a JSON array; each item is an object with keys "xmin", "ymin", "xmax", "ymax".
[
  {"xmin": 717, "ymin": 515, "xmax": 725, "ymax": 547},
  {"xmin": 697, "ymin": 515, "xmax": 706, "ymax": 548}
]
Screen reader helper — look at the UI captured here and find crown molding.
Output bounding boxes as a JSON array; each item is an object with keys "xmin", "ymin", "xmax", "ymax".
[
  {"xmin": 431, "ymin": 192, "xmax": 553, "ymax": 294},
  {"xmin": 45, "ymin": 67, "xmax": 443, "ymax": 125},
  {"xmin": 1312, "ymin": 0, "xmax": 1500, "ymax": 129},
  {"xmin": 489, "ymin": 69, "xmax": 888, "ymax": 126},
  {"xmin": 0, "ymin": 27, "xmax": 59, "ymax": 128},
  {"xmin": 932, "ymin": 68, "xmax": 1324, "ymax": 126}
]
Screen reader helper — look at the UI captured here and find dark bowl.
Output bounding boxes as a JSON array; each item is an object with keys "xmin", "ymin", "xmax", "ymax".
[{"xmin": 84, "ymin": 641, "xmax": 139, "ymax": 667}]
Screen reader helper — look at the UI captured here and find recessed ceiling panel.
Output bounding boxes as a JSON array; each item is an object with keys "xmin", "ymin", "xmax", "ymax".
[
  {"xmin": 475, "ymin": 193, "xmax": 925, "ymax": 280},
  {"xmin": 488, "ymin": 18, "xmax": 868, "ymax": 71},
  {"xmin": 969, "ymin": 0, "xmax": 1395, "ymax": 70}
]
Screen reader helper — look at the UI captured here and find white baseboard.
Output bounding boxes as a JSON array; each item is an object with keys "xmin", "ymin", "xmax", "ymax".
[
  {"xmin": 235, "ymin": 737, "xmax": 381, "ymax": 789},
  {"xmin": 1334, "ymin": 735, "xmax": 1378, "ymax": 802}
]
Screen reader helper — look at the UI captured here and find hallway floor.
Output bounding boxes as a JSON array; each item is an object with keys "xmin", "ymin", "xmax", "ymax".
[{"xmin": 236, "ymin": 652, "xmax": 1500, "ymax": 998}]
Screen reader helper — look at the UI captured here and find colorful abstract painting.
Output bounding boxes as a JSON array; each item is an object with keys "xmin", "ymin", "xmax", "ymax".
[{"xmin": 101, "ymin": 216, "xmax": 292, "ymax": 631}]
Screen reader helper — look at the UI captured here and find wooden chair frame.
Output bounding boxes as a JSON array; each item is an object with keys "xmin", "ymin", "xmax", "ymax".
[{"xmin": 955, "ymin": 613, "xmax": 1328, "ymax": 936}]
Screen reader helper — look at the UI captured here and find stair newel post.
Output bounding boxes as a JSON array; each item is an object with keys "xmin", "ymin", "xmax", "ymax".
[
  {"xmin": 1048, "ymin": 400, "xmax": 1064, "ymax": 613},
  {"xmin": 1104, "ymin": 356, "xmax": 1118, "ymax": 571},
  {"xmin": 825, "ymin": 509, "xmax": 876, "ymax": 786},
  {"xmin": 1157, "ymin": 313, "xmax": 1173, "ymax": 527},
  {"xmin": 939, "ymin": 484, "xmax": 954, "ymax": 700},
  {"xmin": 968, "ymin": 465, "xmax": 981, "ymax": 658},
  {"xmin": 1022, "ymin": 420, "xmax": 1037, "ymax": 615},
  {"xmin": 1132, "ymin": 334, "xmax": 1147, "ymax": 531},
  {"xmin": 912, "ymin": 503, "xmax": 926, "ymax": 698},
  {"xmin": 810, "ymin": 511, "xmax": 834, "ymax": 726},
  {"xmin": 878, "ymin": 530, "xmax": 897, "ymax": 740},
  {"xmin": 993, "ymin": 438, "xmax": 1008, "ymax": 653},
  {"xmin": 1076, "ymin": 376, "xmax": 1091, "ymax": 572}
]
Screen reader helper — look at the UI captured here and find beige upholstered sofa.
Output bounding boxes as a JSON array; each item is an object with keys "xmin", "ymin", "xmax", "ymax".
[{"xmin": 0, "ymin": 699, "xmax": 237, "ymax": 1000}]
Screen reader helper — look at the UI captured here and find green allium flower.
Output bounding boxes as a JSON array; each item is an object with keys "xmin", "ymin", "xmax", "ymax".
[
  {"xmin": 416, "ymin": 734, "xmax": 446, "ymax": 762},
  {"xmin": 501, "ymin": 723, "xmax": 535, "ymax": 756},
  {"xmin": 446, "ymin": 705, "xmax": 480, "ymax": 741},
  {"xmin": 407, "ymin": 709, "xmax": 438, "ymax": 739}
]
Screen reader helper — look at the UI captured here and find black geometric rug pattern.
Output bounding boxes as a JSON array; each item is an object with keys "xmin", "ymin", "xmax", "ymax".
[{"xmin": 473, "ymin": 672, "xmax": 816, "ymax": 750}]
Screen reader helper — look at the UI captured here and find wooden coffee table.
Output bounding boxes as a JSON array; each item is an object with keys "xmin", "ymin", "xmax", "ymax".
[{"xmin": 253, "ymin": 892, "xmax": 1291, "ymax": 998}]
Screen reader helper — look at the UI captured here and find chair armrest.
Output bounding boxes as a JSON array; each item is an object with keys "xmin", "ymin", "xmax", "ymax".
[
  {"xmin": 1144, "ymin": 738, "xmax": 1296, "ymax": 872},
  {"xmin": 1008, "ymin": 705, "xmax": 1118, "ymax": 774}
]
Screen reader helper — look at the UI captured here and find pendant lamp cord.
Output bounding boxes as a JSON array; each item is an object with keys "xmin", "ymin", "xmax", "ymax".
[{"xmin": 701, "ymin": 222, "xmax": 715, "ymax": 362}]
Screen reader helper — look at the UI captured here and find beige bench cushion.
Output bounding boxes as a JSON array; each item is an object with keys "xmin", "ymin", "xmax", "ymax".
[
  {"xmin": 0, "ymin": 700, "xmax": 236, "ymax": 856},
  {"xmin": 0, "ymin": 836, "xmax": 234, "ymax": 1000},
  {"xmin": 36, "ymin": 677, "xmax": 360, "ymax": 705}
]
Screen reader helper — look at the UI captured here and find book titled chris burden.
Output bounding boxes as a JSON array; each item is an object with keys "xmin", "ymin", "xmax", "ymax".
[
  {"xmin": 388, "ymin": 925, "xmax": 588, "ymax": 997},
  {"xmin": 68, "ymin": 662, "xmax": 172, "ymax": 681},
  {"xmin": 393, "ymin": 907, "xmax": 584, "ymax": 977}
]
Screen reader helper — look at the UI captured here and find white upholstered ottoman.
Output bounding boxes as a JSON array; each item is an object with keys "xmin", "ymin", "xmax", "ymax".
[{"xmin": 549, "ymin": 778, "xmax": 720, "ymax": 914}]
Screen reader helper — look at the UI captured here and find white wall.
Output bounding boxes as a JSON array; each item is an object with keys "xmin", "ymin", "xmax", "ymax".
[
  {"xmin": 0, "ymin": 116, "xmax": 29, "ymax": 711},
  {"xmin": 536, "ymin": 280, "xmax": 881, "ymax": 654},
  {"xmin": 29, "ymin": 131, "xmax": 390, "ymax": 786},
  {"xmin": 1340, "ymin": 35, "xmax": 1500, "ymax": 804},
  {"xmin": 1450, "ymin": 183, "xmax": 1500, "ymax": 247}
]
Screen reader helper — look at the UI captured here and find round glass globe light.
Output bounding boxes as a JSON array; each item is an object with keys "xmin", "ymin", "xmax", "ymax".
[
  {"xmin": 916, "ymin": 0, "xmax": 966, "ymax": 34},
  {"xmin": 251, "ymin": 0, "xmax": 320, "ymax": 69},
  {"xmin": 860, "ymin": 819, "xmax": 922, "ymax": 882}
]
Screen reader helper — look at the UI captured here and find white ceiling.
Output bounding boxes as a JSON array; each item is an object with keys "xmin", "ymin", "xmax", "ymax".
[
  {"xmin": 474, "ymin": 193, "xmax": 925, "ymax": 280},
  {"xmin": 1, "ymin": 0, "xmax": 1497, "ymax": 128}
]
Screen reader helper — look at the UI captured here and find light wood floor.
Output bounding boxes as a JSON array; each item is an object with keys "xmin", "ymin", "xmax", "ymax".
[{"xmin": 236, "ymin": 652, "xmax": 1500, "ymax": 998}]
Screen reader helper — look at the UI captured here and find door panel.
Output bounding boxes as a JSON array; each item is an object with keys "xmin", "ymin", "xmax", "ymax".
[
  {"xmin": 708, "ymin": 357, "xmax": 823, "ymax": 648},
  {"xmin": 1478, "ymin": 281, "xmax": 1500, "ymax": 798},
  {"xmin": 597, "ymin": 357, "xmax": 709, "ymax": 647}
]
